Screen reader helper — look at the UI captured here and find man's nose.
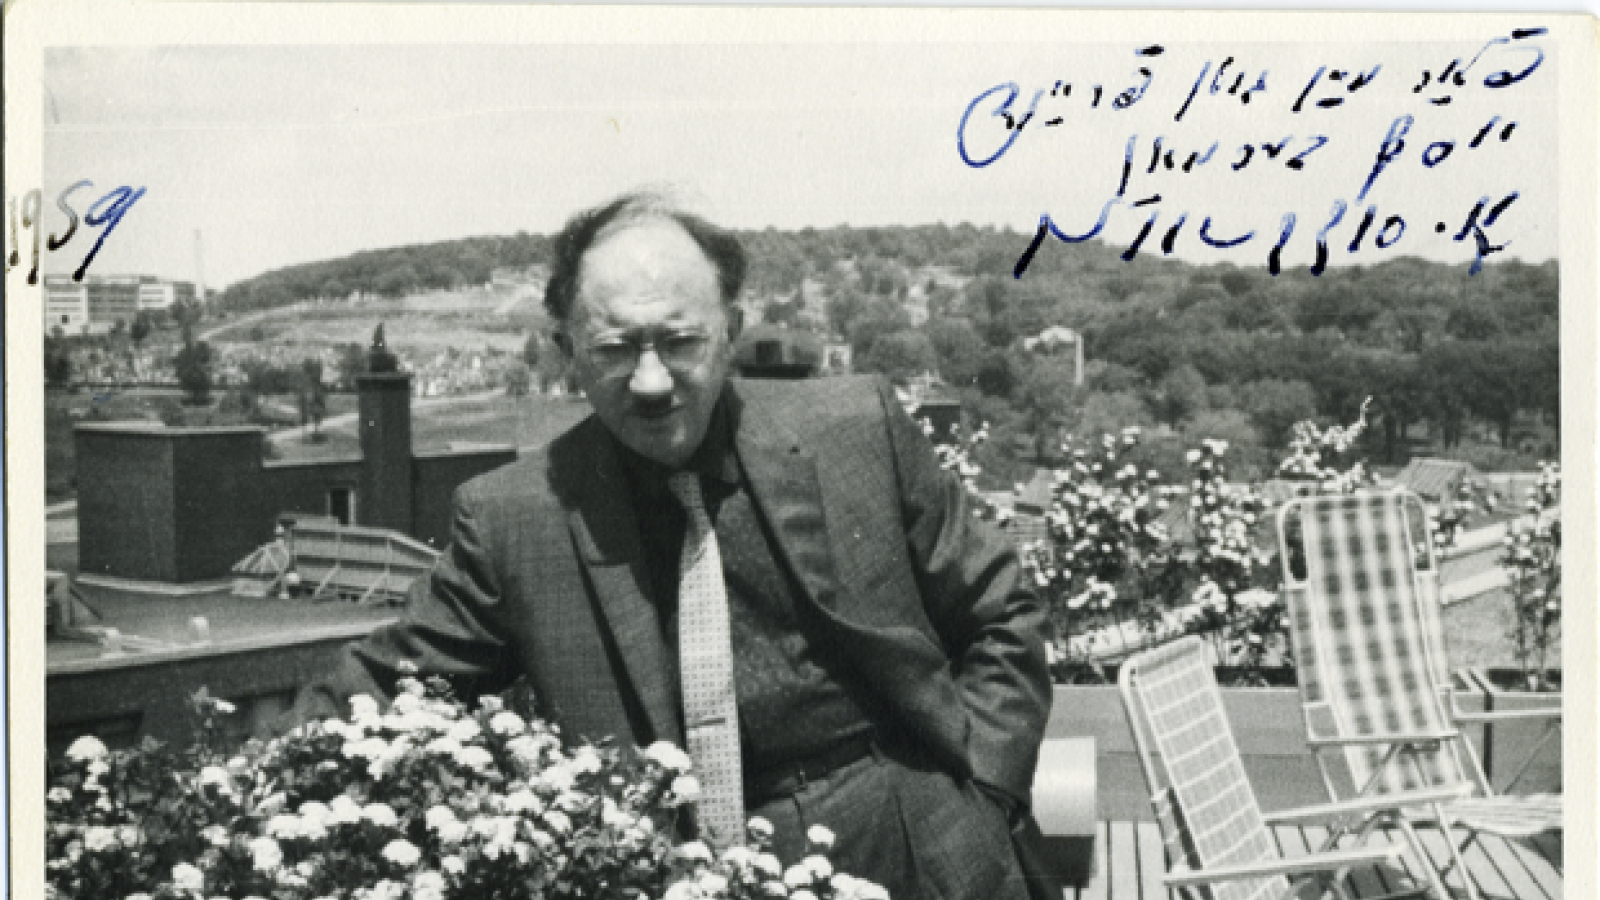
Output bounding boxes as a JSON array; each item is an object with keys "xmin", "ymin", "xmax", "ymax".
[{"xmin": 628, "ymin": 348, "xmax": 675, "ymax": 397}]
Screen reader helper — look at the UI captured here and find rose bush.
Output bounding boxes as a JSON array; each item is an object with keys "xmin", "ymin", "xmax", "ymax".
[
  {"xmin": 1501, "ymin": 461, "xmax": 1561, "ymax": 692},
  {"xmin": 46, "ymin": 672, "xmax": 886, "ymax": 900}
]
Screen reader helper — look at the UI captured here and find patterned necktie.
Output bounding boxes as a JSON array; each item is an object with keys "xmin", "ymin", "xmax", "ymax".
[{"xmin": 666, "ymin": 471, "xmax": 745, "ymax": 846}]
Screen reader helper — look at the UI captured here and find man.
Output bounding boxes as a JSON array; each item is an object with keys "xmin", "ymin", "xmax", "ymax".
[{"xmin": 299, "ymin": 193, "xmax": 1053, "ymax": 899}]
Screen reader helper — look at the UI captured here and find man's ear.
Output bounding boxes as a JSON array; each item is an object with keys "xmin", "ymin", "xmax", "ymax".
[{"xmin": 726, "ymin": 305, "xmax": 745, "ymax": 342}]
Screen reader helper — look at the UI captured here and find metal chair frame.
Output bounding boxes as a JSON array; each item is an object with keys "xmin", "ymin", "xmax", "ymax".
[
  {"xmin": 1121, "ymin": 636, "xmax": 1441, "ymax": 900},
  {"xmin": 1276, "ymin": 490, "xmax": 1561, "ymax": 900}
]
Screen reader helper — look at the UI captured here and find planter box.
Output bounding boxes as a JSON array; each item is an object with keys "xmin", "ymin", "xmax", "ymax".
[
  {"xmin": 1045, "ymin": 682, "xmax": 1316, "ymax": 822},
  {"xmin": 1468, "ymin": 667, "xmax": 1562, "ymax": 795}
]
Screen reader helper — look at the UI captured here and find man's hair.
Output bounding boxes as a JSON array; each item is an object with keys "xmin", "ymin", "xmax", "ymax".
[{"xmin": 543, "ymin": 192, "xmax": 747, "ymax": 322}]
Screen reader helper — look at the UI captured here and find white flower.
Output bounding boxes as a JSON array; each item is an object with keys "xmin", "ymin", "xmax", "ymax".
[
  {"xmin": 250, "ymin": 835, "xmax": 284, "ymax": 871},
  {"xmin": 391, "ymin": 693, "xmax": 422, "ymax": 715},
  {"xmin": 670, "ymin": 775, "xmax": 702, "ymax": 801},
  {"xmin": 453, "ymin": 745, "xmax": 494, "ymax": 771},
  {"xmin": 747, "ymin": 816, "xmax": 776, "ymax": 842},
  {"xmin": 722, "ymin": 845, "xmax": 756, "ymax": 868},
  {"xmin": 412, "ymin": 871, "xmax": 447, "ymax": 900},
  {"xmin": 441, "ymin": 855, "xmax": 466, "ymax": 875},
  {"xmin": 299, "ymin": 800, "xmax": 331, "ymax": 824},
  {"xmin": 349, "ymin": 694, "xmax": 381, "ymax": 722},
  {"xmin": 265, "ymin": 814, "xmax": 302, "ymax": 840},
  {"xmin": 792, "ymin": 891, "xmax": 820, "ymax": 900},
  {"xmin": 200, "ymin": 824, "xmax": 231, "ymax": 847},
  {"xmin": 66, "ymin": 735, "xmax": 109, "ymax": 762},
  {"xmin": 489, "ymin": 711, "xmax": 528, "ymax": 735},
  {"xmin": 172, "ymin": 862, "xmax": 205, "ymax": 892},
  {"xmin": 424, "ymin": 804, "xmax": 458, "ymax": 830},
  {"xmin": 663, "ymin": 883, "xmax": 703, "ymax": 900},
  {"xmin": 436, "ymin": 821, "xmax": 468, "ymax": 845},
  {"xmin": 424, "ymin": 735, "xmax": 463, "ymax": 757},
  {"xmin": 447, "ymin": 719, "xmax": 482, "ymax": 743},
  {"xmin": 198, "ymin": 765, "xmax": 233, "ymax": 790},
  {"xmin": 785, "ymin": 863, "xmax": 816, "ymax": 888},
  {"xmin": 48, "ymin": 787, "xmax": 72, "ymax": 804},
  {"xmin": 753, "ymin": 852, "xmax": 784, "ymax": 878},
  {"xmin": 571, "ymin": 746, "xmax": 603, "ymax": 774},
  {"xmin": 538, "ymin": 762, "xmax": 577, "ymax": 792},
  {"xmin": 343, "ymin": 736, "xmax": 389, "ymax": 761},
  {"xmin": 543, "ymin": 809, "xmax": 573, "ymax": 834},
  {"xmin": 503, "ymin": 789, "xmax": 543, "ymax": 815},
  {"xmin": 83, "ymin": 826, "xmax": 119, "ymax": 852},
  {"xmin": 381, "ymin": 839, "xmax": 421, "ymax": 867},
  {"xmin": 362, "ymin": 802, "xmax": 399, "ymax": 828},
  {"xmin": 676, "ymin": 840, "xmax": 715, "ymax": 864},
  {"xmin": 697, "ymin": 872, "xmax": 730, "ymax": 895},
  {"xmin": 328, "ymin": 795, "xmax": 362, "ymax": 825},
  {"xmin": 803, "ymin": 854, "xmax": 833, "ymax": 879},
  {"xmin": 806, "ymin": 824, "xmax": 836, "ymax": 850},
  {"xmin": 644, "ymin": 741, "xmax": 694, "ymax": 772}
]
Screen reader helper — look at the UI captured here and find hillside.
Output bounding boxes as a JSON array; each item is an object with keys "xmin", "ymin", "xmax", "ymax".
[{"xmin": 187, "ymin": 225, "xmax": 1568, "ymax": 482}]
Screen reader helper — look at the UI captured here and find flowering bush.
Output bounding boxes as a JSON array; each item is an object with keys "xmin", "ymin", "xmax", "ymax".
[
  {"xmin": 46, "ymin": 674, "xmax": 885, "ymax": 900},
  {"xmin": 1277, "ymin": 398, "xmax": 1372, "ymax": 493},
  {"xmin": 1501, "ymin": 462, "xmax": 1561, "ymax": 693},
  {"xmin": 1019, "ymin": 429, "xmax": 1185, "ymax": 674},
  {"xmin": 1182, "ymin": 441, "xmax": 1287, "ymax": 683},
  {"xmin": 924, "ymin": 418, "xmax": 1009, "ymax": 526}
]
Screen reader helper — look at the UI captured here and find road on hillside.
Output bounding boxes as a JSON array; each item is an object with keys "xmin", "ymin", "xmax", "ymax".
[{"xmin": 265, "ymin": 389, "xmax": 505, "ymax": 443}]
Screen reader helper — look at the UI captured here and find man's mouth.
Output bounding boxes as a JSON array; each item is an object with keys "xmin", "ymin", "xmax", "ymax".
[{"xmin": 632, "ymin": 404, "xmax": 679, "ymax": 422}]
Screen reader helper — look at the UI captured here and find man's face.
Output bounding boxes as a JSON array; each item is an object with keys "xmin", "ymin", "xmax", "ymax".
[{"xmin": 563, "ymin": 219, "xmax": 734, "ymax": 468}]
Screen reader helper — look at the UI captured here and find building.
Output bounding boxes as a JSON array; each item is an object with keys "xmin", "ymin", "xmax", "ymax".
[
  {"xmin": 43, "ymin": 275, "xmax": 91, "ymax": 333},
  {"xmin": 44, "ymin": 274, "xmax": 194, "ymax": 334},
  {"xmin": 75, "ymin": 371, "xmax": 517, "ymax": 585},
  {"xmin": 1022, "ymin": 325, "xmax": 1085, "ymax": 386},
  {"xmin": 137, "ymin": 277, "xmax": 197, "ymax": 311},
  {"xmin": 732, "ymin": 323, "xmax": 825, "ymax": 379}
]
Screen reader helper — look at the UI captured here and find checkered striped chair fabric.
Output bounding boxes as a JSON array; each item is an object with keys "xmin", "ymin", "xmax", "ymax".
[
  {"xmin": 1290, "ymin": 492, "xmax": 1465, "ymax": 795},
  {"xmin": 1129, "ymin": 637, "xmax": 1287, "ymax": 900}
]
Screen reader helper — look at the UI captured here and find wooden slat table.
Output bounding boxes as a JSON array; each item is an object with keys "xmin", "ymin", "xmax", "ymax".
[{"xmin": 1061, "ymin": 821, "xmax": 1562, "ymax": 900}]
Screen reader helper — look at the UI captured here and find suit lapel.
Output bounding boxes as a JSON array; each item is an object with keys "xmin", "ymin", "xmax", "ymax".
[
  {"xmin": 733, "ymin": 387, "xmax": 846, "ymax": 615},
  {"xmin": 560, "ymin": 424, "xmax": 680, "ymax": 745}
]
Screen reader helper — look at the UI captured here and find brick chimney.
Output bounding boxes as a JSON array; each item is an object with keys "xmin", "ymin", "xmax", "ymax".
[{"xmin": 356, "ymin": 371, "xmax": 413, "ymax": 533}]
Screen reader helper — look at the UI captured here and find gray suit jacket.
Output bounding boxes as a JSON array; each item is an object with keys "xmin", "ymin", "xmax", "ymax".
[{"xmin": 302, "ymin": 375, "xmax": 1051, "ymax": 802}]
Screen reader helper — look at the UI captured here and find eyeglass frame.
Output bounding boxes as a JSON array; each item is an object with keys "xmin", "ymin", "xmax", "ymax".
[{"xmin": 567, "ymin": 325, "xmax": 724, "ymax": 381}]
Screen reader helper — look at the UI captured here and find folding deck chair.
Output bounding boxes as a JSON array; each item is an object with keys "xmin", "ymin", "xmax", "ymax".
[
  {"xmin": 1121, "ymin": 636, "xmax": 1444, "ymax": 900},
  {"xmin": 1277, "ymin": 491, "xmax": 1561, "ymax": 900}
]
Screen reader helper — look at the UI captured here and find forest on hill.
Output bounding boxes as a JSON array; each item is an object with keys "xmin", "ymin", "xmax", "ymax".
[{"xmin": 215, "ymin": 224, "xmax": 1559, "ymax": 483}]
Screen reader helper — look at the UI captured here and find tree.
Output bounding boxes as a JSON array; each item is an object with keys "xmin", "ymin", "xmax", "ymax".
[
  {"xmin": 173, "ymin": 326, "xmax": 215, "ymax": 406},
  {"xmin": 130, "ymin": 312, "xmax": 152, "ymax": 347},
  {"xmin": 1149, "ymin": 364, "xmax": 1208, "ymax": 426},
  {"xmin": 858, "ymin": 330, "xmax": 938, "ymax": 382},
  {"xmin": 1014, "ymin": 357, "xmax": 1081, "ymax": 462},
  {"xmin": 297, "ymin": 358, "xmax": 328, "ymax": 437},
  {"xmin": 925, "ymin": 317, "xmax": 987, "ymax": 388},
  {"xmin": 1241, "ymin": 378, "xmax": 1319, "ymax": 448},
  {"xmin": 337, "ymin": 343, "xmax": 368, "ymax": 390},
  {"xmin": 45, "ymin": 340, "xmax": 73, "ymax": 389},
  {"xmin": 504, "ymin": 361, "xmax": 533, "ymax": 397}
]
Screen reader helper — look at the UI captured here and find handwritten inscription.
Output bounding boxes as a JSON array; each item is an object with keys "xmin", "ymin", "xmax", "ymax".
[
  {"xmin": 5, "ymin": 182, "xmax": 146, "ymax": 284},
  {"xmin": 957, "ymin": 28, "xmax": 1547, "ymax": 277}
]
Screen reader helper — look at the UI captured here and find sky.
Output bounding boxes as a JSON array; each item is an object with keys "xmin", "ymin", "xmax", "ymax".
[{"xmin": 34, "ymin": 20, "xmax": 1562, "ymax": 290}]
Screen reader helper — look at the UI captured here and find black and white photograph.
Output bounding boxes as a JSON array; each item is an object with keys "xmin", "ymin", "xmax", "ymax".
[{"xmin": 6, "ymin": 5, "xmax": 1596, "ymax": 900}]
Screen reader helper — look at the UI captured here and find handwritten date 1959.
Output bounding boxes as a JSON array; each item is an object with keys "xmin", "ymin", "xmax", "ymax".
[{"xmin": 6, "ymin": 182, "xmax": 146, "ymax": 285}]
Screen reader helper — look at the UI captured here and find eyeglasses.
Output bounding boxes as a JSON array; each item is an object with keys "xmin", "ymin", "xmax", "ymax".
[{"xmin": 578, "ymin": 329, "xmax": 716, "ymax": 380}]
